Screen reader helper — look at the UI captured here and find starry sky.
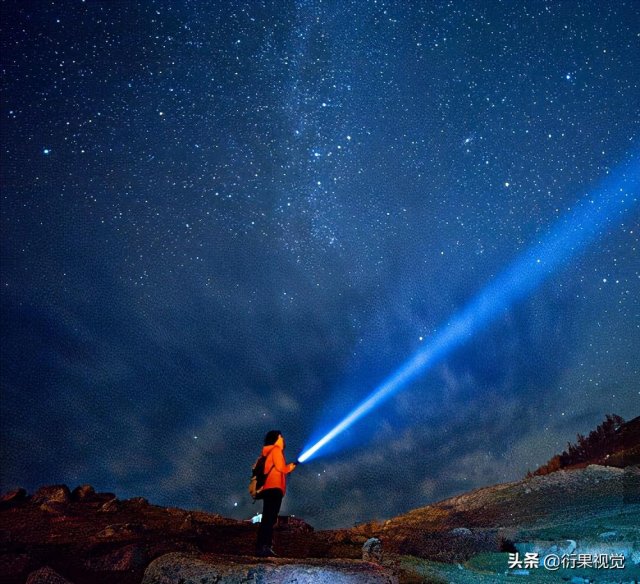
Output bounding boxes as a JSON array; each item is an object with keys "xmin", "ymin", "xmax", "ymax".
[{"xmin": 1, "ymin": 0, "xmax": 638, "ymax": 529}]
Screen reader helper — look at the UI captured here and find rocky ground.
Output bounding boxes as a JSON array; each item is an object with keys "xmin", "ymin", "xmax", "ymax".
[
  {"xmin": 0, "ymin": 483, "xmax": 380, "ymax": 584},
  {"xmin": 1, "ymin": 465, "xmax": 639, "ymax": 583},
  {"xmin": 141, "ymin": 552, "xmax": 398, "ymax": 584}
]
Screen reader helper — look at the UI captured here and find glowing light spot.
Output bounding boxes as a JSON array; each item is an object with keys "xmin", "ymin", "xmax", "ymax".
[{"xmin": 43, "ymin": 148, "xmax": 51, "ymax": 155}]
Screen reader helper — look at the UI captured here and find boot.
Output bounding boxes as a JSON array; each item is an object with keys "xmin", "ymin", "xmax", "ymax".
[{"xmin": 256, "ymin": 545, "xmax": 278, "ymax": 557}]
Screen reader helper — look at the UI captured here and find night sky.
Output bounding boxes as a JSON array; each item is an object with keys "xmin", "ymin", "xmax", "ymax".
[{"xmin": 1, "ymin": 0, "xmax": 638, "ymax": 529}]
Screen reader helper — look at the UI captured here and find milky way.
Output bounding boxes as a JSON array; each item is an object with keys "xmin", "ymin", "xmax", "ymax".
[{"xmin": 1, "ymin": 1, "xmax": 638, "ymax": 528}]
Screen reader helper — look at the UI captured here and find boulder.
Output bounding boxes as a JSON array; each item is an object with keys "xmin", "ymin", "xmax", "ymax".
[
  {"xmin": 0, "ymin": 487, "xmax": 27, "ymax": 509},
  {"xmin": 96, "ymin": 522, "xmax": 146, "ymax": 538},
  {"xmin": 71, "ymin": 484, "xmax": 95, "ymax": 501},
  {"xmin": 362, "ymin": 538, "xmax": 383, "ymax": 563},
  {"xmin": 39, "ymin": 501, "xmax": 69, "ymax": 515},
  {"xmin": 179, "ymin": 513, "xmax": 195, "ymax": 531},
  {"xmin": 25, "ymin": 566, "xmax": 75, "ymax": 583},
  {"xmin": 32, "ymin": 485, "xmax": 71, "ymax": 506},
  {"xmin": 84, "ymin": 543, "xmax": 148, "ymax": 571},
  {"xmin": 99, "ymin": 498, "xmax": 120, "ymax": 513},
  {"xmin": 142, "ymin": 552, "xmax": 398, "ymax": 584}
]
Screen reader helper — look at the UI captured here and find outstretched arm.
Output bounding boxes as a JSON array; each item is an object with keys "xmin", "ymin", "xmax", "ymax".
[{"xmin": 271, "ymin": 448, "xmax": 296, "ymax": 474}]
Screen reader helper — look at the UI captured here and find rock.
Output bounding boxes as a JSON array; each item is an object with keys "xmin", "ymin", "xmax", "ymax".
[
  {"xmin": 179, "ymin": 513, "xmax": 195, "ymax": 531},
  {"xmin": 99, "ymin": 497, "xmax": 120, "ymax": 513},
  {"xmin": 362, "ymin": 537, "xmax": 383, "ymax": 563},
  {"xmin": 97, "ymin": 522, "xmax": 146, "ymax": 538},
  {"xmin": 0, "ymin": 487, "xmax": 28, "ymax": 509},
  {"xmin": 32, "ymin": 485, "xmax": 71, "ymax": 506},
  {"xmin": 25, "ymin": 566, "xmax": 74, "ymax": 583},
  {"xmin": 450, "ymin": 527, "xmax": 472, "ymax": 536},
  {"xmin": 166, "ymin": 507, "xmax": 186, "ymax": 517},
  {"xmin": 97, "ymin": 525, "xmax": 118, "ymax": 538},
  {"xmin": 518, "ymin": 539, "xmax": 578, "ymax": 559},
  {"xmin": 84, "ymin": 543, "xmax": 148, "ymax": 571},
  {"xmin": 142, "ymin": 553, "xmax": 398, "ymax": 584},
  {"xmin": 127, "ymin": 496, "xmax": 149, "ymax": 506},
  {"xmin": 39, "ymin": 501, "xmax": 68, "ymax": 515},
  {"xmin": 71, "ymin": 484, "xmax": 95, "ymax": 501}
]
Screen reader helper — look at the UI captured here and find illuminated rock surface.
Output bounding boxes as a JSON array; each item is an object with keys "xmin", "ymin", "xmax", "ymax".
[{"xmin": 141, "ymin": 552, "xmax": 398, "ymax": 584}]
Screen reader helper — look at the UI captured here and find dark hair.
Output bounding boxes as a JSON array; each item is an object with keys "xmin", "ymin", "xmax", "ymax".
[{"xmin": 264, "ymin": 430, "xmax": 281, "ymax": 446}]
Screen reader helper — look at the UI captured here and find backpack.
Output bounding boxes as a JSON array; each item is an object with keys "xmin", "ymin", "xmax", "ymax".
[{"xmin": 249, "ymin": 453, "xmax": 273, "ymax": 501}]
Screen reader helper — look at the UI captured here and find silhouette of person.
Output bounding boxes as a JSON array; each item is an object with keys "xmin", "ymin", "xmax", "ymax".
[{"xmin": 255, "ymin": 430, "xmax": 297, "ymax": 557}]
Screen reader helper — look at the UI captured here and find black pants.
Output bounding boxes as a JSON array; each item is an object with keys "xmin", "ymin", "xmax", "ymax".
[{"xmin": 256, "ymin": 488, "xmax": 283, "ymax": 549}]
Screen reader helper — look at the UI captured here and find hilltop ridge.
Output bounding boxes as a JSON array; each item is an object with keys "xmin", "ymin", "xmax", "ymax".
[{"xmin": 530, "ymin": 414, "xmax": 639, "ymax": 476}]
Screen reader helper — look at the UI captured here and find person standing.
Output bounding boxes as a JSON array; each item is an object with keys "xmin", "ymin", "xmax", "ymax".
[{"xmin": 255, "ymin": 430, "xmax": 297, "ymax": 557}]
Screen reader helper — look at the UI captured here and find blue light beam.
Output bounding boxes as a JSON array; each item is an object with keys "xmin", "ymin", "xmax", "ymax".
[{"xmin": 298, "ymin": 155, "xmax": 639, "ymax": 463}]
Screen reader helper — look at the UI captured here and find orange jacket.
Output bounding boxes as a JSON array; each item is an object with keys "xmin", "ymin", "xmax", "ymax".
[{"xmin": 262, "ymin": 444, "xmax": 295, "ymax": 495}]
